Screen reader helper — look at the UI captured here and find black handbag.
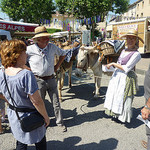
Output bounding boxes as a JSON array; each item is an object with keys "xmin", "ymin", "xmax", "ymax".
[
  {"xmin": 3, "ymin": 71, "xmax": 45, "ymax": 132},
  {"xmin": 20, "ymin": 111, "xmax": 44, "ymax": 132}
]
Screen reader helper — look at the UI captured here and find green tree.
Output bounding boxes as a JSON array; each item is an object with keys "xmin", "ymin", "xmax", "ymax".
[
  {"xmin": 55, "ymin": 0, "xmax": 67, "ymax": 15},
  {"xmin": 0, "ymin": 0, "xmax": 56, "ymax": 24},
  {"xmin": 56, "ymin": 0, "xmax": 129, "ymax": 41}
]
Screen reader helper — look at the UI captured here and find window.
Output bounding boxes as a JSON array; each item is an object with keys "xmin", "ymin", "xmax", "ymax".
[
  {"xmin": 142, "ymin": 1, "xmax": 144, "ymax": 8},
  {"xmin": 137, "ymin": 4, "xmax": 139, "ymax": 10},
  {"xmin": 107, "ymin": 32, "xmax": 112, "ymax": 38},
  {"xmin": 141, "ymin": 13, "xmax": 143, "ymax": 17}
]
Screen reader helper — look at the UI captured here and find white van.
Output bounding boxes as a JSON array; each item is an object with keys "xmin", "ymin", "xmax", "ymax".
[{"xmin": 0, "ymin": 29, "xmax": 12, "ymax": 41}]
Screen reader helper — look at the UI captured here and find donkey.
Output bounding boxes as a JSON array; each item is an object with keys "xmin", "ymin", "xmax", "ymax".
[
  {"xmin": 77, "ymin": 45, "xmax": 102, "ymax": 98},
  {"xmin": 55, "ymin": 41, "xmax": 80, "ymax": 102}
]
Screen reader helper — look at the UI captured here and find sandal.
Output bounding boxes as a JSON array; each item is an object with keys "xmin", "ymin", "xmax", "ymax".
[{"xmin": 141, "ymin": 140, "xmax": 147, "ymax": 149}]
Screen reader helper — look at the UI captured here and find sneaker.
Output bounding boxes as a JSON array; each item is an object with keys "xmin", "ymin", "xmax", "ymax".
[{"xmin": 141, "ymin": 140, "xmax": 147, "ymax": 149}]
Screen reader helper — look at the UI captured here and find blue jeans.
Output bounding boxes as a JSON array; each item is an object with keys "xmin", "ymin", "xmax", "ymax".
[{"xmin": 16, "ymin": 136, "xmax": 47, "ymax": 150}]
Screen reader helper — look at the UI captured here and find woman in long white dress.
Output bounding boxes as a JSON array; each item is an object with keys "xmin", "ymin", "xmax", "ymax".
[{"xmin": 104, "ymin": 29, "xmax": 144, "ymax": 123}]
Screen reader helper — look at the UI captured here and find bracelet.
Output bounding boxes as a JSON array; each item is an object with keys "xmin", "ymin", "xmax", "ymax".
[{"xmin": 144, "ymin": 105, "xmax": 150, "ymax": 110}]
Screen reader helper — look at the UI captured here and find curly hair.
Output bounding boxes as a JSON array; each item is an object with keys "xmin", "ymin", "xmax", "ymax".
[{"xmin": 0, "ymin": 39, "xmax": 26, "ymax": 68}]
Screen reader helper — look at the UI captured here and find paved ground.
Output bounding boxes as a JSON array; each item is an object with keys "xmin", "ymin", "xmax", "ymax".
[
  {"xmin": 0, "ymin": 54, "xmax": 150, "ymax": 150},
  {"xmin": 136, "ymin": 53, "xmax": 150, "ymax": 75}
]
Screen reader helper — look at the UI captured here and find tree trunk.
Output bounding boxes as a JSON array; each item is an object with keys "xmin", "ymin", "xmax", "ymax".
[{"xmin": 91, "ymin": 22, "xmax": 96, "ymax": 42}]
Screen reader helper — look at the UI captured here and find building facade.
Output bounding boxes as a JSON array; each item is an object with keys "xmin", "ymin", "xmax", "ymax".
[
  {"xmin": 43, "ymin": 11, "xmax": 81, "ymax": 32},
  {"xmin": 122, "ymin": 0, "xmax": 150, "ymax": 21}
]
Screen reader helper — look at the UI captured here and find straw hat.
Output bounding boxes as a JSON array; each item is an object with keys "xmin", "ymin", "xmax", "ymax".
[
  {"xmin": 33, "ymin": 26, "xmax": 51, "ymax": 39},
  {"xmin": 119, "ymin": 29, "xmax": 144, "ymax": 43}
]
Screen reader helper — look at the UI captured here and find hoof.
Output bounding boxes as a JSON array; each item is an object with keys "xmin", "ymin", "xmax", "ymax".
[
  {"xmin": 94, "ymin": 94, "xmax": 99, "ymax": 98},
  {"xmin": 74, "ymin": 69, "xmax": 82, "ymax": 77},
  {"xmin": 59, "ymin": 97, "xmax": 63, "ymax": 102}
]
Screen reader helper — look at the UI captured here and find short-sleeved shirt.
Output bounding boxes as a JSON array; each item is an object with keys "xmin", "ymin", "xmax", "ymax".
[
  {"xmin": 0, "ymin": 69, "xmax": 46, "ymax": 144},
  {"xmin": 26, "ymin": 43, "xmax": 66, "ymax": 77}
]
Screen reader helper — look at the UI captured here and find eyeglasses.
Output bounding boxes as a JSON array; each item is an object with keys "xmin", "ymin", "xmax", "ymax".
[
  {"xmin": 38, "ymin": 37, "xmax": 50, "ymax": 41},
  {"xmin": 127, "ymin": 36, "xmax": 137, "ymax": 40}
]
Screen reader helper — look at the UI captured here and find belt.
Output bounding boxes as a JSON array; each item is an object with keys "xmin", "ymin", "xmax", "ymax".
[{"xmin": 35, "ymin": 74, "xmax": 54, "ymax": 80}]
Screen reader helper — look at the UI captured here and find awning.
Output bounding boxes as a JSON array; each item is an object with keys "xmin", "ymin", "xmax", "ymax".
[
  {"xmin": 13, "ymin": 32, "xmax": 35, "ymax": 37},
  {"xmin": 0, "ymin": 20, "xmax": 39, "ymax": 32}
]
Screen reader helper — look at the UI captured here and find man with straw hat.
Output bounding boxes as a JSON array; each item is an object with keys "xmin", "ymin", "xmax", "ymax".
[{"xmin": 26, "ymin": 26, "xmax": 67, "ymax": 132}]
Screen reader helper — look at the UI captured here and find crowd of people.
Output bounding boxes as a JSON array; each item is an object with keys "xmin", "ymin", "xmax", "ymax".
[{"xmin": 0, "ymin": 26, "xmax": 149, "ymax": 150}]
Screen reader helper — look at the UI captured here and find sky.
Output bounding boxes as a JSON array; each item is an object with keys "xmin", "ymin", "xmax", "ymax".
[
  {"xmin": 130, "ymin": 0, "xmax": 137, "ymax": 4},
  {"xmin": 0, "ymin": 0, "xmax": 138, "ymax": 21}
]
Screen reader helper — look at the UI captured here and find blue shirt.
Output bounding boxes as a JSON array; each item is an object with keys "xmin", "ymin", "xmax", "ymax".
[{"xmin": 0, "ymin": 69, "xmax": 46, "ymax": 144}]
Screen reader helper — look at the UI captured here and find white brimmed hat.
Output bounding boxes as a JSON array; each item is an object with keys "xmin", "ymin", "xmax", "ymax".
[
  {"xmin": 119, "ymin": 29, "xmax": 144, "ymax": 43},
  {"xmin": 33, "ymin": 26, "xmax": 51, "ymax": 39}
]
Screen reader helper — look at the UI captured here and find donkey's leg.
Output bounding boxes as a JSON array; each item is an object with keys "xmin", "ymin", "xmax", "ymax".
[
  {"xmin": 58, "ymin": 74, "xmax": 63, "ymax": 102},
  {"xmin": 68, "ymin": 66, "xmax": 73, "ymax": 88},
  {"xmin": 61, "ymin": 73, "xmax": 65, "ymax": 90},
  {"xmin": 94, "ymin": 77, "xmax": 101, "ymax": 98}
]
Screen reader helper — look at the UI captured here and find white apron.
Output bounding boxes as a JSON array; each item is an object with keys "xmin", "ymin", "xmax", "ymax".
[{"xmin": 104, "ymin": 69, "xmax": 127, "ymax": 115}]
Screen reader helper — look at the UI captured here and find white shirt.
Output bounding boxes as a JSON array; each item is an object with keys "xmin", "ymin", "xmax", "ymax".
[
  {"xmin": 119, "ymin": 50, "xmax": 141, "ymax": 73},
  {"xmin": 26, "ymin": 43, "xmax": 66, "ymax": 77}
]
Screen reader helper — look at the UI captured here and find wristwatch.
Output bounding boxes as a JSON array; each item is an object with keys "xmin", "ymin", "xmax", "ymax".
[{"xmin": 144, "ymin": 105, "xmax": 150, "ymax": 110}]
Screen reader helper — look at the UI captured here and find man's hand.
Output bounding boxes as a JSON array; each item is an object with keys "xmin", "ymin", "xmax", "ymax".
[
  {"xmin": 54, "ymin": 64, "xmax": 59, "ymax": 72},
  {"xmin": 141, "ymin": 107, "xmax": 150, "ymax": 120}
]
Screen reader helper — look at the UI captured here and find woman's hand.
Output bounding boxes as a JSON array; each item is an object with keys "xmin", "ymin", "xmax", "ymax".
[
  {"xmin": 106, "ymin": 62, "xmax": 124, "ymax": 71},
  {"xmin": 44, "ymin": 116, "xmax": 50, "ymax": 127},
  {"xmin": 106, "ymin": 63, "xmax": 114, "ymax": 69}
]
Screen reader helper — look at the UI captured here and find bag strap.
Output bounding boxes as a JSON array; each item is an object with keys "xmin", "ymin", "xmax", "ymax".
[
  {"xmin": 3, "ymin": 71, "xmax": 21, "ymax": 120},
  {"xmin": 3, "ymin": 71, "xmax": 36, "ymax": 113}
]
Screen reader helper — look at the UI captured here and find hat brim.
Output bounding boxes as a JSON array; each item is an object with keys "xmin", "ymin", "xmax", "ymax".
[
  {"xmin": 33, "ymin": 33, "xmax": 52, "ymax": 39},
  {"xmin": 119, "ymin": 34, "xmax": 144, "ymax": 44}
]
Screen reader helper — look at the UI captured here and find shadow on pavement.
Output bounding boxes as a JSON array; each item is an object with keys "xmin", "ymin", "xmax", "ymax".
[
  {"xmin": 28, "ymin": 136, "xmax": 118, "ymax": 150},
  {"xmin": 135, "ymin": 85, "xmax": 144, "ymax": 97},
  {"xmin": 62, "ymin": 84, "xmax": 107, "ymax": 102},
  {"xmin": 125, "ymin": 107, "xmax": 143, "ymax": 129},
  {"xmin": 64, "ymin": 110, "xmax": 104, "ymax": 128},
  {"xmin": 141, "ymin": 53, "xmax": 150, "ymax": 58},
  {"xmin": 44, "ymin": 83, "xmax": 144, "ymax": 129}
]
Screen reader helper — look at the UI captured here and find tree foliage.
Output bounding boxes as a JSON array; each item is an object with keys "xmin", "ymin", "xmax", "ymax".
[
  {"xmin": 0, "ymin": 0, "xmax": 56, "ymax": 24},
  {"xmin": 55, "ymin": 0, "xmax": 68, "ymax": 15},
  {"xmin": 56, "ymin": 0, "xmax": 129, "ymax": 19},
  {"xmin": 56, "ymin": 0, "xmax": 129, "ymax": 40}
]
